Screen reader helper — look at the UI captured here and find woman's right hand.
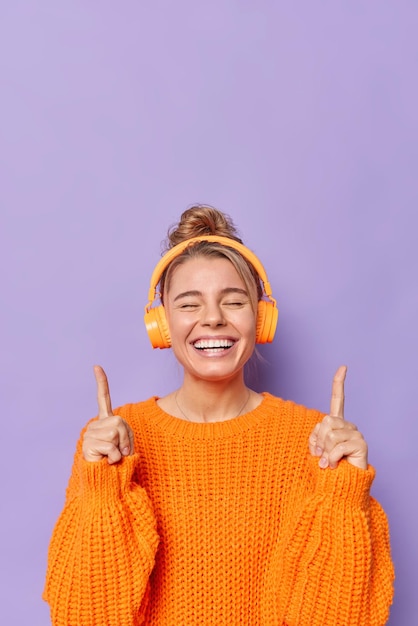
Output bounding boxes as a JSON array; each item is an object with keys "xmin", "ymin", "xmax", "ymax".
[{"xmin": 82, "ymin": 365, "xmax": 135, "ymax": 464}]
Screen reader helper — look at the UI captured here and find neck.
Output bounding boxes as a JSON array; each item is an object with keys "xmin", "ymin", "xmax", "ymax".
[{"xmin": 176, "ymin": 375, "xmax": 251, "ymax": 423}]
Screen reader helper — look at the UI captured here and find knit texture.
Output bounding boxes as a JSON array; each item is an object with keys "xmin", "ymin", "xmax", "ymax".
[{"xmin": 44, "ymin": 393, "xmax": 394, "ymax": 625}]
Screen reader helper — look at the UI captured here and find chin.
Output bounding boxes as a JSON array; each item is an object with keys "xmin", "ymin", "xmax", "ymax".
[
  {"xmin": 173, "ymin": 345, "xmax": 253, "ymax": 383},
  {"xmin": 186, "ymin": 362, "xmax": 248, "ymax": 383}
]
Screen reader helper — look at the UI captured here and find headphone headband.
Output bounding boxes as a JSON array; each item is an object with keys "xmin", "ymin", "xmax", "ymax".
[{"xmin": 146, "ymin": 235, "xmax": 274, "ymax": 307}]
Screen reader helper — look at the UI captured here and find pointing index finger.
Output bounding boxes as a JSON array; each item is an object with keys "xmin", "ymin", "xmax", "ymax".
[
  {"xmin": 94, "ymin": 365, "xmax": 114, "ymax": 419},
  {"xmin": 329, "ymin": 365, "xmax": 347, "ymax": 419}
]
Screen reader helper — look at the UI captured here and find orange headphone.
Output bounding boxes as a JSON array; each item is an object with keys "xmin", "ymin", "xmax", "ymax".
[{"xmin": 144, "ymin": 235, "xmax": 278, "ymax": 349}]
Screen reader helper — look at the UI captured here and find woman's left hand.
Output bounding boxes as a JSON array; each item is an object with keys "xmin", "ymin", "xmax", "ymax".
[{"xmin": 309, "ymin": 366, "xmax": 368, "ymax": 470}]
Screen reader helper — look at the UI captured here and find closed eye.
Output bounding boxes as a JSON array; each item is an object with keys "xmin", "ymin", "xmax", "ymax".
[
  {"xmin": 224, "ymin": 300, "xmax": 248, "ymax": 307},
  {"xmin": 178, "ymin": 303, "xmax": 200, "ymax": 310}
]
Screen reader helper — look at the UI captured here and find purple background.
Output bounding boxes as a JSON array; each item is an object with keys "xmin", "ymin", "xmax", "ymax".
[{"xmin": 1, "ymin": 2, "xmax": 417, "ymax": 624}]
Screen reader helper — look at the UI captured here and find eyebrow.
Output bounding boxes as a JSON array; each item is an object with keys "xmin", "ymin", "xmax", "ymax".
[{"xmin": 173, "ymin": 287, "xmax": 249, "ymax": 302}]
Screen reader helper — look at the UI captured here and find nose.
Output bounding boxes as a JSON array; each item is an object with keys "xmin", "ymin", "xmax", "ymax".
[{"xmin": 200, "ymin": 302, "xmax": 226, "ymax": 327}]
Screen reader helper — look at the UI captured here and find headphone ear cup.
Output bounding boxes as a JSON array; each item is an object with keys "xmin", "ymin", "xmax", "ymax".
[
  {"xmin": 144, "ymin": 305, "xmax": 171, "ymax": 349},
  {"xmin": 256, "ymin": 301, "xmax": 279, "ymax": 344}
]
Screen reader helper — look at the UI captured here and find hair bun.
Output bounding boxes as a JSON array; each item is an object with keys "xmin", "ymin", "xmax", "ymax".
[{"xmin": 165, "ymin": 205, "xmax": 242, "ymax": 250}]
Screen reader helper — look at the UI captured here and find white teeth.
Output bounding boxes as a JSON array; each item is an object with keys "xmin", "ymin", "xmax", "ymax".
[{"xmin": 194, "ymin": 339, "xmax": 234, "ymax": 349}]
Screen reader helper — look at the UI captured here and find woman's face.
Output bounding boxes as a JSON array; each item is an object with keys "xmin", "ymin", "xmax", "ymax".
[{"xmin": 165, "ymin": 256, "xmax": 257, "ymax": 383}]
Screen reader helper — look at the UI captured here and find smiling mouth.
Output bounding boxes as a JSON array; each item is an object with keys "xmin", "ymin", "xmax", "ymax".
[{"xmin": 192, "ymin": 339, "xmax": 235, "ymax": 352}]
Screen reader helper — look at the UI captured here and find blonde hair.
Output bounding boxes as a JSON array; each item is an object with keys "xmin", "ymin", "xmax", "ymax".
[{"xmin": 160, "ymin": 205, "xmax": 263, "ymax": 311}]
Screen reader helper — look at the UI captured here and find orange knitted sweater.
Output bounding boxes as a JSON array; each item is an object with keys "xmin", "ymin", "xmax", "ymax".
[{"xmin": 44, "ymin": 393, "xmax": 394, "ymax": 625}]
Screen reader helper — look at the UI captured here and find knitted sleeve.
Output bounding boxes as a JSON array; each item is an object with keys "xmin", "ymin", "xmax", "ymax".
[
  {"xmin": 43, "ymin": 425, "xmax": 160, "ymax": 626},
  {"xmin": 263, "ymin": 458, "xmax": 394, "ymax": 626}
]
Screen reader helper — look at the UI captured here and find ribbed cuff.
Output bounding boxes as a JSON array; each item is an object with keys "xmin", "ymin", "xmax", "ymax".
[
  {"xmin": 79, "ymin": 453, "xmax": 139, "ymax": 500},
  {"xmin": 309, "ymin": 456, "xmax": 375, "ymax": 508}
]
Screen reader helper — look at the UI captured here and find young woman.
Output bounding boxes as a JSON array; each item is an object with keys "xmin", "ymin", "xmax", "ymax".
[{"xmin": 44, "ymin": 206, "xmax": 394, "ymax": 625}]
